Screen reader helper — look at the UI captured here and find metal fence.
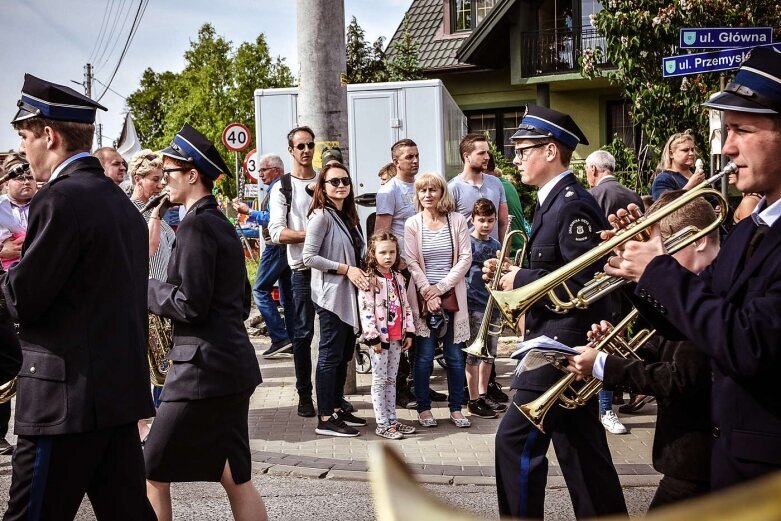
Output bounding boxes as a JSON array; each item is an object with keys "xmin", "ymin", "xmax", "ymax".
[{"xmin": 520, "ymin": 27, "xmax": 607, "ymax": 77}]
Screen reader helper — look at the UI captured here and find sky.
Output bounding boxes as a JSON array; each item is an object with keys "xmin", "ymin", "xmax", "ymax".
[{"xmin": 0, "ymin": 0, "xmax": 413, "ymax": 151}]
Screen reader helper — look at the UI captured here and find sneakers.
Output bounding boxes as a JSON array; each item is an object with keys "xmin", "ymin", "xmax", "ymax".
[
  {"xmin": 316, "ymin": 414, "xmax": 360, "ymax": 437},
  {"xmin": 391, "ymin": 420, "xmax": 416, "ymax": 435},
  {"xmin": 337, "ymin": 410, "xmax": 367, "ymax": 427},
  {"xmin": 481, "ymin": 394, "xmax": 508, "ymax": 413},
  {"xmin": 262, "ymin": 339, "xmax": 292, "ymax": 358},
  {"xmin": 297, "ymin": 396, "xmax": 316, "ymax": 418},
  {"xmin": 487, "ymin": 381, "xmax": 509, "ymax": 403},
  {"xmin": 467, "ymin": 398, "xmax": 498, "ymax": 418},
  {"xmin": 0, "ymin": 439, "xmax": 14, "ymax": 455},
  {"xmin": 376, "ymin": 425, "xmax": 404, "ymax": 440},
  {"xmin": 601, "ymin": 410, "xmax": 628, "ymax": 435}
]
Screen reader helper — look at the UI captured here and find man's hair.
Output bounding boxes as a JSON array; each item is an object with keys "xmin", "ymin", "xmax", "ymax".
[
  {"xmin": 93, "ymin": 147, "xmax": 119, "ymax": 163},
  {"xmin": 378, "ymin": 162, "xmax": 396, "ymax": 179},
  {"xmin": 166, "ymin": 156, "xmax": 214, "ymax": 192},
  {"xmin": 391, "ymin": 139, "xmax": 418, "ymax": 158},
  {"xmin": 586, "ymin": 150, "xmax": 615, "ymax": 173},
  {"xmin": 552, "ymin": 139, "xmax": 573, "ymax": 165},
  {"xmin": 258, "ymin": 153, "xmax": 284, "ymax": 171},
  {"xmin": 286, "ymin": 126, "xmax": 315, "ymax": 147},
  {"xmin": 472, "ymin": 197, "xmax": 496, "ymax": 218},
  {"xmin": 647, "ymin": 190, "xmax": 719, "ymax": 243},
  {"xmin": 13, "ymin": 118, "xmax": 93, "ymax": 152},
  {"xmin": 413, "ymin": 172, "xmax": 455, "ymax": 213},
  {"xmin": 458, "ymin": 133, "xmax": 487, "ymax": 163}
]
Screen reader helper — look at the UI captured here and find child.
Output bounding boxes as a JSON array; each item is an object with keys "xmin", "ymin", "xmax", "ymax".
[
  {"xmin": 465, "ymin": 199, "xmax": 507, "ymax": 418},
  {"xmin": 359, "ymin": 232, "xmax": 416, "ymax": 439}
]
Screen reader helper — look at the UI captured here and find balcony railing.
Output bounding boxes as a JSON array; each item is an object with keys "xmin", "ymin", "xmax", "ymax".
[{"xmin": 520, "ymin": 27, "xmax": 608, "ymax": 77}]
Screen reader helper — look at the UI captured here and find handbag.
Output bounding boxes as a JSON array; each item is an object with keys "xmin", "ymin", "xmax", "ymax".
[{"xmin": 417, "ymin": 213, "xmax": 460, "ymax": 316}]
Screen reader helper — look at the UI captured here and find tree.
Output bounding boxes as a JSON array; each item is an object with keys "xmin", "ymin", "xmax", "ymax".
[
  {"xmin": 582, "ymin": 0, "xmax": 780, "ymax": 192},
  {"xmin": 386, "ymin": 15, "xmax": 423, "ymax": 81},
  {"xmin": 345, "ymin": 16, "xmax": 387, "ymax": 83}
]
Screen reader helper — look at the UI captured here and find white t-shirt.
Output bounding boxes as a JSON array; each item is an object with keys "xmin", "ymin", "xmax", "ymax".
[
  {"xmin": 267, "ymin": 174, "xmax": 315, "ymax": 269},
  {"xmin": 375, "ymin": 177, "xmax": 416, "ymax": 258}
]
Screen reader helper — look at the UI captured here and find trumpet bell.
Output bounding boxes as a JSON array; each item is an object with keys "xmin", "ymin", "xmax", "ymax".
[{"xmin": 461, "ymin": 336, "xmax": 495, "ymax": 360}]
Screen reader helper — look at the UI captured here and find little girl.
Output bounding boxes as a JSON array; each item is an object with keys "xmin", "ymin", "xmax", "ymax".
[{"xmin": 359, "ymin": 232, "xmax": 416, "ymax": 439}]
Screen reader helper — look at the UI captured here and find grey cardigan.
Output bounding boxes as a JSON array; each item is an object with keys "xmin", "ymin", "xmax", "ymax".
[{"xmin": 302, "ymin": 207, "xmax": 365, "ymax": 330}]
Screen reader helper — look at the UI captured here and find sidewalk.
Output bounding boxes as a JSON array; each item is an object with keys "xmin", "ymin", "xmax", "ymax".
[{"xmin": 247, "ymin": 339, "xmax": 661, "ymax": 486}]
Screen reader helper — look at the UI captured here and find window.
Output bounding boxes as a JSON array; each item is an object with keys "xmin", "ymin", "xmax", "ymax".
[
  {"xmin": 452, "ymin": 0, "xmax": 497, "ymax": 32},
  {"xmin": 606, "ymin": 100, "xmax": 640, "ymax": 154},
  {"xmin": 466, "ymin": 107, "xmax": 526, "ymax": 159}
]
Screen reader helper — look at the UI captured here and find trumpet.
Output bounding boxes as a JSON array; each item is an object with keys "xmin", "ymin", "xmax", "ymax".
[
  {"xmin": 516, "ymin": 308, "xmax": 655, "ymax": 433},
  {"xmin": 490, "ymin": 162, "xmax": 736, "ymax": 325},
  {"xmin": 462, "ymin": 220, "xmax": 528, "ymax": 359}
]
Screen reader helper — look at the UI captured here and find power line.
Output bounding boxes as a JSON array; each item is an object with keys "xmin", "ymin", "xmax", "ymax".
[
  {"xmin": 96, "ymin": 0, "xmax": 149, "ymax": 103},
  {"xmin": 89, "ymin": 0, "xmax": 119, "ymax": 67},
  {"xmin": 93, "ymin": 78, "xmax": 127, "ymax": 100},
  {"xmin": 97, "ymin": 0, "xmax": 135, "ymax": 73},
  {"xmin": 87, "ymin": 0, "xmax": 113, "ymax": 63},
  {"xmin": 94, "ymin": 0, "xmax": 131, "ymax": 73}
]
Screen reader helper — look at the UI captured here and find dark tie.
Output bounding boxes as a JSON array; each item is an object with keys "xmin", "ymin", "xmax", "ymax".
[{"xmin": 744, "ymin": 223, "xmax": 769, "ymax": 264}]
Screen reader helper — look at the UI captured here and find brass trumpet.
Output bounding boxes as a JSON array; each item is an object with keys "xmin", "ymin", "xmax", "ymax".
[
  {"xmin": 490, "ymin": 162, "xmax": 736, "ymax": 325},
  {"xmin": 516, "ymin": 308, "xmax": 655, "ymax": 433}
]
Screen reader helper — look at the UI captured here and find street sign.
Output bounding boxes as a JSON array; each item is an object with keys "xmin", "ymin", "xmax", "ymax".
[
  {"xmin": 680, "ymin": 27, "xmax": 773, "ymax": 49},
  {"xmin": 222, "ymin": 123, "xmax": 251, "ymax": 152},
  {"xmin": 243, "ymin": 184, "xmax": 259, "ymax": 198},
  {"xmin": 662, "ymin": 43, "xmax": 781, "ymax": 78},
  {"xmin": 243, "ymin": 148, "xmax": 259, "ymax": 181}
]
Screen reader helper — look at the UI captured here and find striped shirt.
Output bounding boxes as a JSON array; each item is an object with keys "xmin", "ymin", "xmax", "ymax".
[
  {"xmin": 421, "ymin": 221, "xmax": 452, "ymax": 285},
  {"xmin": 132, "ymin": 200, "xmax": 175, "ymax": 281}
]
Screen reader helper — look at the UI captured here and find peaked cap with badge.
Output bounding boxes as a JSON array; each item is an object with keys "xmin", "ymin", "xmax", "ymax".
[
  {"xmin": 12, "ymin": 73, "xmax": 107, "ymax": 124},
  {"xmin": 702, "ymin": 46, "xmax": 781, "ymax": 114},
  {"xmin": 161, "ymin": 124, "xmax": 231, "ymax": 180},
  {"xmin": 510, "ymin": 105, "xmax": 589, "ymax": 151}
]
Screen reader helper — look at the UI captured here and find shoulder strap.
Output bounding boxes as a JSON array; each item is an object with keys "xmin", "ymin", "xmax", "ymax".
[
  {"xmin": 280, "ymin": 173, "xmax": 293, "ymax": 212},
  {"xmin": 446, "ymin": 213, "xmax": 454, "ymax": 269}
]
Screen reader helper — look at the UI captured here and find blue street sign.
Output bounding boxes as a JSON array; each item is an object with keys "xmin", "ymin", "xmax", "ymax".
[
  {"xmin": 680, "ymin": 27, "xmax": 773, "ymax": 49},
  {"xmin": 662, "ymin": 43, "xmax": 781, "ymax": 78}
]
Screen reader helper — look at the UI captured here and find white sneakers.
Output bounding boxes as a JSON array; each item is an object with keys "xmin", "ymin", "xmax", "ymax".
[{"xmin": 601, "ymin": 410, "xmax": 628, "ymax": 435}]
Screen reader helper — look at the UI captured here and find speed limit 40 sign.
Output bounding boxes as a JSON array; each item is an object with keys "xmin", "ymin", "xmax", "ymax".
[{"xmin": 222, "ymin": 123, "xmax": 251, "ymax": 152}]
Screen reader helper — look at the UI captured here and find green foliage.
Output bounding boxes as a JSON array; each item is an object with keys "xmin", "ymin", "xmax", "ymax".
[
  {"xmin": 385, "ymin": 15, "xmax": 424, "ymax": 81},
  {"xmin": 346, "ymin": 16, "xmax": 388, "ymax": 83},
  {"xmin": 602, "ymin": 133, "xmax": 647, "ymax": 192},
  {"xmin": 582, "ymin": 0, "xmax": 781, "ymax": 180},
  {"xmin": 125, "ymin": 24, "xmax": 295, "ymax": 198}
]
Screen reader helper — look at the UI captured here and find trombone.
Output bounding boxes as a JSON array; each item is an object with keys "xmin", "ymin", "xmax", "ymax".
[{"xmin": 490, "ymin": 162, "xmax": 736, "ymax": 326}]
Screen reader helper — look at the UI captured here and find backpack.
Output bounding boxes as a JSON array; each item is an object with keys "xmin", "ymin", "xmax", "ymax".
[{"xmin": 280, "ymin": 173, "xmax": 293, "ymax": 213}]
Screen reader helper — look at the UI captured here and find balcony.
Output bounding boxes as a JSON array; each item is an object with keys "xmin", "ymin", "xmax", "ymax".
[{"xmin": 520, "ymin": 27, "xmax": 608, "ymax": 77}]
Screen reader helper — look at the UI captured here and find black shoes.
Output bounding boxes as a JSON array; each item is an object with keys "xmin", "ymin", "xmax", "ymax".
[
  {"xmin": 487, "ymin": 381, "xmax": 509, "ymax": 403},
  {"xmin": 429, "ymin": 388, "xmax": 448, "ymax": 402},
  {"xmin": 262, "ymin": 339, "xmax": 292, "ymax": 358},
  {"xmin": 337, "ymin": 410, "xmax": 367, "ymax": 427},
  {"xmin": 618, "ymin": 394, "xmax": 654, "ymax": 414},
  {"xmin": 467, "ymin": 398, "xmax": 497, "ymax": 418},
  {"xmin": 340, "ymin": 398, "xmax": 355, "ymax": 414},
  {"xmin": 481, "ymin": 394, "xmax": 508, "ymax": 413},
  {"xmin": 315, "ymin": 414, "xmax": 360, "ymax": 437},
  {"xmin": 0, "ymin": 439, "xmax": 14, "ymax": 455},
  {"xmin": 297, "ymin": 396, "xmax": 316, "ymax": 417}
]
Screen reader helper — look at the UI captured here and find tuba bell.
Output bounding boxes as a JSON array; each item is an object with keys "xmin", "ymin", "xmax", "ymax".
[{"xmin": 147, "ymin": 313, "xmax": 172, "ymax": 387}]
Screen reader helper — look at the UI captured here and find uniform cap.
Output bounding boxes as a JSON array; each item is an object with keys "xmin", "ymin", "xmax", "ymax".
[
  {"xmin": 702, "ymin": 46, "xmax": 781, "ymax": 114},
  {"xmin": 510, "ymin": 105, "xmax": 588, "ymax": 150},
  {"xmin": 12, "ymin": 73, "xmax": 107, "ymax": 124},
  {"xmin": 160, "ymin": 124, "xmax": 231, "ymax": 180}
]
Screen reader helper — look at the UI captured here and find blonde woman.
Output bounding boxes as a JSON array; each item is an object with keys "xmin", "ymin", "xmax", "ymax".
[
  {"xmin": 404, "ymin": 172, "xmax": 472, "ymax": 428},
  {"xmin": 651, "ymin": 130, "xmax": 706, "ymax": 201}
]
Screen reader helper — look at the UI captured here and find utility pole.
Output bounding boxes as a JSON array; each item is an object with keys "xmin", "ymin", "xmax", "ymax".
[{"xmin": 84, "ymin": 63, "xmax": 93, "ymax": 98}]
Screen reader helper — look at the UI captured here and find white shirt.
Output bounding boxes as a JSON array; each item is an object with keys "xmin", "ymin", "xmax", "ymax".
[
  {"xmin": 751, "ymin": 196, "xmax": 781, "ymax": 227},
  {"xmin": 49, "ymin": 151, "xmax": 91, "ymax": 181},
  {"xmin": 0, "ymin": 196, "xmax": 30, "ymax": 243},
  {"xmin": 267, "ymin": 174, "xmax": 316, "ymax": 269},
  {"xmin": 537, "ymin": 170, "xmax": 571, "ymax": 206}
]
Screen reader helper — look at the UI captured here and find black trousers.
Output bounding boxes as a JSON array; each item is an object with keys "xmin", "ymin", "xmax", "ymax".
[
  {"xmin": 0, "ymin": 401, "xmax": 10, "ymax": 438},
  {"xmin": 495, "ymin": 389, "xmax": 627, "ymax": 519},
  {"xmin": 4, "ymin": 423, "xmax": 156, "ymax": 521},
  {"xmin": 649, "ymin": 475, "xmax": 709, "ymax": 509},
  {"xmin": 290, "ymin": 269, "xmax": 315, "ymax": 397}
]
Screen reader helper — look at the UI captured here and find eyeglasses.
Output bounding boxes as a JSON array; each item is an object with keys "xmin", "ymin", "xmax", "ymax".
[
  {"xmin": 324, "ymin": 176, "xmax": 351, "ymax": 187},
  {"xmin": 162, "ymin": 167, "xmax": 190, "ymax": 176},
  {"xmin": 514, "ymin": 143, "xmax": 549, "ymax": 160},
  {"xmin": 294, "ymin": 142, "xmax": 316, "ymax": 151}
]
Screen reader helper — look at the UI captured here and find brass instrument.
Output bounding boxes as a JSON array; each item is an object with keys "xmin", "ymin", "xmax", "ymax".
[
  {"xmin": 0, "ymin": 379, "xmax": 16, "ymax": 404},
  {"xmin": 462, "ymin": 218, "xmax": 528, "ymax": 359},
  {"xmin": 490, "ymin": 162, "xmax": 736, "ymax": 326},
  {"xmin": 516, "ymin": 308, "xmax": 655, "ymax": 433}
]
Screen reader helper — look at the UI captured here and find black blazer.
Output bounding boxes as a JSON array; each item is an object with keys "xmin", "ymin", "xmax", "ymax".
[
  {"xmin": 149, "ymin": 195, "xmax": 261, "ymax": 401},
  {"xmin": 512, "ymin": 173, "xmax": 612, "ymax": 390},
  {"xmin": 632, "ymin": 216, "xmax": 781, "ymax": 489},
  {"xmin": 589, "ymin": 177, "xmax": 644, "ymax": 217},
  {"xmin": 0, "ymin": 156, "xmax": 155, "ymax": 435},
  {"xmin": 603, "ymin": 336, "xmax": 711, "ymax": 482}
]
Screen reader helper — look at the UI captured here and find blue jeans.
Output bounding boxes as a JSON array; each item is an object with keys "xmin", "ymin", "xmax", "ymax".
[
  {"xmin": 314, "ymin": 306, "xmax": 355, "ymax": 416},
  {"xmin": 290, "ymin": 269, "xmax": 315, "ymax": 396},
  {"xmin": 414, "ymin": 312, "xmax": 465, "ymax": 413},
  {"xmin": 253, "ymin": 244, "xmax": 294, "ymax": 343},
  {"xmin": 599, "ymin": 389, "xmax": 613, "ymax": 415}
]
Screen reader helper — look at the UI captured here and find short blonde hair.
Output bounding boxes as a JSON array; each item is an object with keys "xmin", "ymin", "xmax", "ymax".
[
  {"xmin": 413, "ymin": 172, "xmax": 455, "ymax": 213},
  {"xmin": 129, "ymin": 149, "xmax": 163, "ymax": 179}
]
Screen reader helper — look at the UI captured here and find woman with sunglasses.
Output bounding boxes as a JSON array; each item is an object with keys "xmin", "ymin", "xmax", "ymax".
[
  {"xmin": 651, "ymin": 130, "xmax": 706, "ymax": 201},
  {"xmin": 302, "ymin": 163, "xmax": 369, "ymax": 437}
]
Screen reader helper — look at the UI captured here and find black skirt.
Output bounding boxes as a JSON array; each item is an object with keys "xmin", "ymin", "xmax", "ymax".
[{"xmin": 144, "ymin": 389, "xmax": 254, "ymax": 484}]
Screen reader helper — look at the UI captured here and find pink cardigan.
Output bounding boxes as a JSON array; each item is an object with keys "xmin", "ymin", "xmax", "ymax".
[
  {"xmin": 358, "ymin": 270, "xmax": 415, "ymax": 348},
  {"xmin": 404, "ymin": 211, "xmax": 472, "ymax": 343}
]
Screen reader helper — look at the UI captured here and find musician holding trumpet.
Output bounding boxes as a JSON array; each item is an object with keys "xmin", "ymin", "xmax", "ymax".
[{"xmin": 486, "ymin": 105, "xmax": 626, "ymax": 519}]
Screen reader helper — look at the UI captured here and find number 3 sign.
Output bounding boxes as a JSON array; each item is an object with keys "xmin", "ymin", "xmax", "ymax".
[
  {"xmin": 243, "ymin": 149, "xmax": 260, "ymax": 181},
  {"xmin": 222, "ymin": 123, "xmax": 251, "ymax": 152}
]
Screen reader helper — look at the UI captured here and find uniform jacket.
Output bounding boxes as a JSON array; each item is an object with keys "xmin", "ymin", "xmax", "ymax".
[
  {"xmin": 633, "ymin": 216, "xmax": 781, "ymax": 489},
  {"xmin": 512, "ymin": 173, "xmax": 611, "ymax": 391},
  {"xmin": 358, "ymin": 270, "xmax": 415, "ymax": 349},
  {"xmin": 0, "ymin": 156, "xmax": 154, "ymax": 435},
  {"xmin": 603, "ymin": 335, "xmax": 711, "ymax": 482},
  {"xmin": 149, "ymin": 195, "xmax": 262, "ymax": 401},
  {"xmin": 589, "ymin": 177, "xmax": 644, "ymax": 217}
]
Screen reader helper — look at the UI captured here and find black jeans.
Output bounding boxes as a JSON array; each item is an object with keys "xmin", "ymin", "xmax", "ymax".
[
  {"xmin": 290, "ymin": 269, "xmax": 315, "ymax": 397},
  {"xmin": 649, "ymin": 475, "xmax": 709, "ymax": 509},
  {"xmin": 314, "ymin": 306, "xmax": 355, "ymax": 417}
]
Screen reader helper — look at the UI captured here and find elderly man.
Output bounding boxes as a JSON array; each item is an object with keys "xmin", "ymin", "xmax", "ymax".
[
  {"xmin": 604, "ymin": 46, "xmax": 781, "ymax": 491},
  {"xmin": 233, "ymin": 154, "xmax": 295, "ymax": 358},
  {"xmin": 586, "ymin": 150, "xmax": 643, "ymax": 216}
]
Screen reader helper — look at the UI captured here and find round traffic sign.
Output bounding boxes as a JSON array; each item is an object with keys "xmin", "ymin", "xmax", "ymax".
[
  {"xmin": 222, "ymin": 123, "xmax": 251, "ymax": 152},
  {"xmin": 243, "ymin": 149, "xmax": 259, "ymax": 181}
]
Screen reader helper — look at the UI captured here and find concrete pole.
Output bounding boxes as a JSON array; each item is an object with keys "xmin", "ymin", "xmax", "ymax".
[{"xmin": 296, "ymin": 0, "xmax": 357, "ymax": 395}]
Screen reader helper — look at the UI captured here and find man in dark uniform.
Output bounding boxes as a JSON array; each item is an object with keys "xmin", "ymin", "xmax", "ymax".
[
  {"xmin": 2, "ymin": 74, "xmax": 155, "ymax": 519},
  {"xmin": 145, "ymin": 124, "xmax": 265, "ymax": 521},
  {"xmin": 605, "ymin": 47, "xmax": 781, "ymax": 491},
  {"xmin": 488, "ymin": 106, "xmax": 626, "ymax": 519}
]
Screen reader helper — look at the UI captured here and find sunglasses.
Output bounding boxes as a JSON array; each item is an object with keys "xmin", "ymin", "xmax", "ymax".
[
  {"xmin": 294, "ymin": 142, "xmax": 316, "ymax": 151},
  {"xmin": 324, "ymin": 176, "xmax": 351, "ymax": 187}
]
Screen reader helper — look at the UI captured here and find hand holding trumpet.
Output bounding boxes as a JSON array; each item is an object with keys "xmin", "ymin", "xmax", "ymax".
[
  {"xmin": 482, "ymin": 251, "xmax": 519, "ymax": 291},
  {"xmin": 601, "ymin": 204, "xmax": 667, "ymax": 284}
]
